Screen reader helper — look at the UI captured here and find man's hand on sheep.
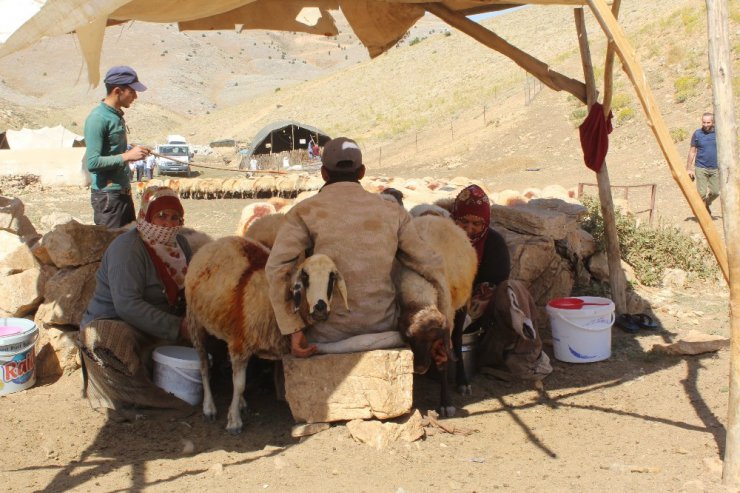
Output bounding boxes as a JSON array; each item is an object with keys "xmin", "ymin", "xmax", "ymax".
[{"xmin": 291, "ymin": 329, "xmax": 318, "ymax": 358}]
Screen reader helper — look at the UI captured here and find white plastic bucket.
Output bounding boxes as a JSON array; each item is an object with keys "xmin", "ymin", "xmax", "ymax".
[
  {"xmin": 546, "ymin": 296, "xmax": 615, "ymax": 363},
  {"xmin": 0, "ymin": 318, "xmax": 38, "ymax": 396},
  {"xmin": 152, "ymin": 346, "xmax": 203, "ymax": 406}
]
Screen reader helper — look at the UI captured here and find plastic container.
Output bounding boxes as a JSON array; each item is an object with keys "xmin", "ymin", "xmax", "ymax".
[
  {"xmin": 0, "ymin": 318, "xmax": 38, "ymax": 396},
  {"xmin": 546, "ymin": 296, "xmax": 615, "ymax": 363},
  {"xmin": 152, "ymin": 346, "xmax": 203, "ymax": 406}
]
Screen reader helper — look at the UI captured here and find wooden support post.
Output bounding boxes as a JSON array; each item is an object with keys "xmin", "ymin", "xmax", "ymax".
[
  {"xmin": 574, "ymin": 7, "xmax": 627, "ymax": 314},
  {"xmin": 586, "ymin": 0, "xmax": 729, "ymax": 282},
  {"xmin": 424, "ymin": 2, "xmax": 588, "ymax": 103},
  {"xmin": 703, "ymin": 0, "xmax": 740, "ymax": 485}
]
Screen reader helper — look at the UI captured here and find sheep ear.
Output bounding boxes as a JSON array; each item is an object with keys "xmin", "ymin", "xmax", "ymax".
[
  {"xmin": 291, "ymin": 271, "xmax": 304, "ymax": 313},
  {"xmin": 335, "ymin": 270, "xmax": 349, "ymax": 311}
]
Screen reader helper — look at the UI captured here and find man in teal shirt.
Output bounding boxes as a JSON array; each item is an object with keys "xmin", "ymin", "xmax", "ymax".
[{"xmin": 84, "ymin": 66, "xmax": 150, "ymax": 228}]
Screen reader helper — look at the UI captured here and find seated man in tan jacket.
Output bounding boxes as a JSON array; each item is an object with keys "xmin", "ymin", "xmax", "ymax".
[{"xmin": 265, "ymin": 137, "xmax": 452, "ymax": 357}]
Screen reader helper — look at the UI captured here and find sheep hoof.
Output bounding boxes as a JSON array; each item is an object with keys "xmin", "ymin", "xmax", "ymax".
[
  {"xmin": 439, "ymin": 405, "xmax": 456, "ymax": 418},
  {"xmin": 457, "ymin": 384, "xmax": 472, "ymax": 396},
  {"xmin": 226, "ymin": 423, "xmax": 243, "ymax": 435}
]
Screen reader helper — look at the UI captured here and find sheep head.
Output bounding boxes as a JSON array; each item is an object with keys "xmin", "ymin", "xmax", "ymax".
[
  {"xmin": 291, "ymin": 254, "xmax": 349, "ymax": 323},
  {"xmin": 401, "ymin": 304, "xmax": 450, "ymax": 374}
]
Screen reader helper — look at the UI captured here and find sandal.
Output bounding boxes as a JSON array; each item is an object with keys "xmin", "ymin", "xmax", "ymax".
[
  {"xmin": 616, "ymin": 314, "xmax": 640, "ymax": 334},
  {"xmin": 634, "ymin": 313, "xmax": 658, "ymax": 330}
]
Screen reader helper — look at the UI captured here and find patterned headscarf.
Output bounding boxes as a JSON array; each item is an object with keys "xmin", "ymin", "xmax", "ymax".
[
  {"xmin": 136, "ymin": 186, "xmax": 187, "ymax": 305},
  {"xmin": 451, "ymin": 184, "xmax": 491, "ymax": 265}
]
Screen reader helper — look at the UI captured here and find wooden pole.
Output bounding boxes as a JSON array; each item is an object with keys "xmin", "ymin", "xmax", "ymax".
[
  {"xmin": 586, "ymin": 0, "xmax": 729, "ymax": 282},
  {"xmin": 704, "ymin": 0, "xmax": 740, "ymax": 484},
  {"xmin": 574, "ymin": 7, "xmax": 627, "ymax": 315},
  {"xmin": 424, "ymin": 2, "xmax": 588, "ymax": 103}
]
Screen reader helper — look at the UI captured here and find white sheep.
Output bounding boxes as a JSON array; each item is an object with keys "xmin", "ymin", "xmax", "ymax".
[{"xmin": 185, "ymin": 236, "xmax": 348, "ymax": 434}]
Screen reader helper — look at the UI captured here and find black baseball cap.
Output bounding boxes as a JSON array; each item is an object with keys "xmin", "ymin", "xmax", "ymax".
[{"xmin": 104, "ymin": 66, "xmax": 147, "ymax": 91}]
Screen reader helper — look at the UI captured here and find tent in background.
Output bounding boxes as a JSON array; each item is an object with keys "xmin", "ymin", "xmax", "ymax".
[
  {"xmin": 4, "ymin": 125, "xmax": 84, "ymax": 149},
  {"xmin": 248, "ymin": 120, "xmax": 330, "ymax": 156}
]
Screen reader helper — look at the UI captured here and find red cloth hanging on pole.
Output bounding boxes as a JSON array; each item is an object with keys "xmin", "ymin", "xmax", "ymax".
[{"xmin": 578, "ymin": 102, "xmax": 614, "ymax": 173}]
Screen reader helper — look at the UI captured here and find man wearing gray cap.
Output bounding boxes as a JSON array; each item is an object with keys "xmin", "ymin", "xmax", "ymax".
[
  {"xmin": 84, "ymin": 65, "xmax": 150, "ymax": 228},
  {"xmin": 266, "ymin": 137, "xmax": 452, "ymax": 357}
]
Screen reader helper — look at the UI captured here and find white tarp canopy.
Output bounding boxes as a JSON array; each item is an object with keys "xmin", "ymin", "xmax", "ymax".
[{"xmin": 5, "ymin": 125, "xmax": 83, "ymax": 149}]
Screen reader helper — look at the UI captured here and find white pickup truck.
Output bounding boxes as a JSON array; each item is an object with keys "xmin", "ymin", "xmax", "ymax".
[{"xmin": 156, "ymin": 135, "xmax": 192, "ymax": 176}]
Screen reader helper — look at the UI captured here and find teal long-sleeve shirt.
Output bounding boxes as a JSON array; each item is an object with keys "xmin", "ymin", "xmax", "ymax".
[{"xmin": 84, "ymin": 101, "xmax": 131, "ymax": 191}]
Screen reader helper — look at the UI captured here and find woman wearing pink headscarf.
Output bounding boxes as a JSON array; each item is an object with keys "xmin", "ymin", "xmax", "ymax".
[{"xmin": 79, "ymin": 186, "xmax": 194, "ymax": 418}]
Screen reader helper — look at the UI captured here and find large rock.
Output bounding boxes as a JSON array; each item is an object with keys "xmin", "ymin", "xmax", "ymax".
[
  {"xmin": 527, "ymin": 198, "xmax": 587, "ymax": 220},
  {"xmin": 491, "ymin": 203, "xmax": 576, "ymax": 241},
  {"xmin": 502, "ymin": 229, "xmax": 574, "ymax": 304},
  {"xmin": 40, "ymin": 220, "xmax": 125, "ymax": 268},
  {"xmin": 0, "ymin": 230, "xmax": 23, "ymax": 262},
  {"xmin": 36, "ymin": 263, "xmax": 99, "ymax": 327},
  {"xmin": 283, "ymin": 349, "xmax": 413, "ymax": 423},
  {"xmin": 0, "ymin": 265, "xmax": 54, "ymax": 317},
  {"xmin": 0, "ymin": 241, "xmax": 38, "ymax": 275},
  {"xmin": 559, "ymin": 228, "xmax": 597, "ymax": 260},
  {"xmin": 35, "ymin": 326, "xmax": 80, "ymax": 379},
  {"xmin": 588, "ymin": 252, "xmax": 638, "ymax": 285}
]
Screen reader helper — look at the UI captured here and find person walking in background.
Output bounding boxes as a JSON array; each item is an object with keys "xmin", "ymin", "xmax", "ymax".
[
  {"xmin": 686, "ymin": 112, "xmax": 719, "ymax": 215},
  {"xmin": 145, "ymin": 153, "xmax": 156, "ymax": 180},
  {"xmin": 133, "ymin": 155, "xmax": 146, "ymax": 181},
  {"xmin": 84, "ymin": 65, "xmax": 149, "ymax": 227}
]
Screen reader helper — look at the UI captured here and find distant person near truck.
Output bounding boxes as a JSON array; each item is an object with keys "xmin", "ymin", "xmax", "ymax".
[
  {"xmin": 686, "ymin": 112, "xmax": 719, "ymax": 215},
  {"xmin": 84, "ymin": 65, "xmax": 149, "ymax": 228}
]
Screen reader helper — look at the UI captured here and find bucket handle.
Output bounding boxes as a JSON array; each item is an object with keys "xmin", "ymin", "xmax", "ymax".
[
  {"xmin": 168, "ymin": 366, "xmax": 203, "ymax": 385},
  {"xmin": 554, "ymin": 310, "xmax": 615, "ymax": 331},
  {"xmin": 0, "ymin": 331, "xmax": 38, "ymax": 357}
]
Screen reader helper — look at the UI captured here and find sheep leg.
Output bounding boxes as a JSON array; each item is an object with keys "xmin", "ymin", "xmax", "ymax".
[
  {"xmin": 188, "ymin": 314, "xmax": 217, "ymax": 421},
  {"xmin": 453, "ymin": 310, "xmax": 472, "ymax": 395},
  {"xmin": 438, "ymin": 361, "xmax": 456, "ymax": 418},
  {"xmin": 226, "ymin": 355, "xmax": 249, "ymax": 435}
]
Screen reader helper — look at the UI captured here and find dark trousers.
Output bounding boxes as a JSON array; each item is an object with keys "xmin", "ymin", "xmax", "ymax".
[{"xmin": 91, "ymin": 189, "xmax": 136, "ymax": 228}]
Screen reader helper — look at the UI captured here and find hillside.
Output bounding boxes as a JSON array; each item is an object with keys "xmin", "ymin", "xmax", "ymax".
[{"xmin": 0, "ymin": 0, "xmax": 737, "ymax": 227}]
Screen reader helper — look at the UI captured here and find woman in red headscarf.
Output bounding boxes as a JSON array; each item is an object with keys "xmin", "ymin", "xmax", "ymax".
[
  {"xmin": 451, "ymin": 184, "xmax": 511, "ymax": 316},
  {"xmin": 78, "ymin": 186, "xmax": 194, "ymax": 418}
]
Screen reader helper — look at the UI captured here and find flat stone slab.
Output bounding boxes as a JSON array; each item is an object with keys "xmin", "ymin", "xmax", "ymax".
[{"xmin": 283, "ymin": 349, "xmax": 413, "ymax": 424}]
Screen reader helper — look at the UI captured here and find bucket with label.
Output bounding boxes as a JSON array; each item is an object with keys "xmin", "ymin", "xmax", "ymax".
[
  {"xmin": 152, "ymin": 346, "xmax": 203, "ymax": 406},
  {"xmin": 546, "ymin": 296, "xmax": 615, "ymax": 363},
  {"xmin": 0, "ymin": 318, "xmax": 39, "ymax": 396}
]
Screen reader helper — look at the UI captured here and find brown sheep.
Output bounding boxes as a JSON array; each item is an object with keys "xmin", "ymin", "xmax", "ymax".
[{"xmin": 185, "ymin": 236, "xmax": 347, "ymax": 434}]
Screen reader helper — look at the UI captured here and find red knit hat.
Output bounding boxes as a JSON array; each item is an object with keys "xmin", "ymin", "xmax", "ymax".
[
  {"xmin": 138, "ymin": 186, "xmax": 184, "ymax": 223},
  {"xmin": 451, "ymin": 185, "xmax": 490, "ymax": 224}
]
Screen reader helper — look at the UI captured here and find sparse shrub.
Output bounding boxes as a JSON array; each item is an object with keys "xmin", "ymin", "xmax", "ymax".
[
  {"xmin": 679, "ymin": 7, "xmax": 701, "ymax": 34},
  {"xmin": 674, "ymin": 74, "xmax": 701, "ymax": 103},
  {"xmin": 275, "ymin": 87, "xmax": 281, "ymax": 92},
  {"xmin": 611, "ymin": 92, "xmax": 631, "ymax": 110},
  {"xmin": 670, "ymin": 127, "xmax": 688, "ymax": 143},
  {"xmin": 444, "ymin": 31, "xmax": 451, "ymax": 37},
  {"xmin": 616, "ymin": 107, "xmax": 635, "ymax": 125},
  {"xmin": 665, "ymin": 44, "xmax": 685, "ymax": 65},
  {"xmin": 580, "ymin": 195, "xmax": 718, "ymax": 286},
  {"xmin": 409, "ymin": 37, "xmax": 422, "ymax": 46},
  {"xmin": 569, "ymin": 107, "xmax": 587, "ymax": 125}
]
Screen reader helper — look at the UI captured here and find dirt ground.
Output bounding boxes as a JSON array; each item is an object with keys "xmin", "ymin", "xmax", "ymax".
[{"xmin": 0, "ymin": 170, "xmax": 733, "ymax": 492}]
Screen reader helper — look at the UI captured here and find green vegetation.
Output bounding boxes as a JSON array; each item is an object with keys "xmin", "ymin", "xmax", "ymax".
[
  {"xmin": 569, "ymin": 107, "xmax": 587, "ymax": 125},
  {"xmin": 616, "ymin": 107, "xmax": 635, "ymax": 125},
  {"xmin": 670, "ymin": 127, "xmax": 688, "ymax": 143},
  {"xmin": 409, "ymin": 37, "xmax": 424, "ymax": 46},
  {"xmin": 579, "ymin": 195, "xmax": 719, "ymax": 286},
  {"xmin": 674, "ymin": 75, "xmax": 701, "ymax": 102}
]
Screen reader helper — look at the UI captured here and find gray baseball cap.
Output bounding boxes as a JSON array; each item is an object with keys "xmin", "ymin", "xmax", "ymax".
[
  {"xmin": 104, "ymin": 65, "xmax": 147, "ymax": 91},
  {"xmin": 321, "ymin": 137, "xmax": 362, "ymax": 171}
]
